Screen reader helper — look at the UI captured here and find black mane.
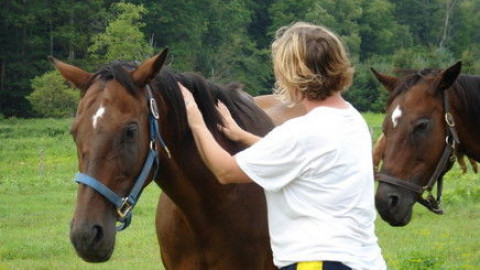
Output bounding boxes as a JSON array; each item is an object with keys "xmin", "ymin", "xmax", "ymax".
[{"xmin": 155, "ymin": 68, "xmax": 273, "ymax": 143}]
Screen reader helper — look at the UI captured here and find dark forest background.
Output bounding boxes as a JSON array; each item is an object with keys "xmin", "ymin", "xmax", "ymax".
[{"xmin": 1, "ymin": 0, "xmax": 479, "ymax": 117}]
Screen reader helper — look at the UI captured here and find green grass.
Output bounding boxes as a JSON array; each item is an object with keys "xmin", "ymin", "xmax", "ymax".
[
  {"xmin": 363, "ymin": 111, "xmax": 384, "ymax": 140},
  {"xmin": 1, "ymin": 116, "xmax": 479, "ymax": 269}
]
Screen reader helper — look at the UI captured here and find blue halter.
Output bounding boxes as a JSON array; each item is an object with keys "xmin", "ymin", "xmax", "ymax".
[{"xmin": 74, "ymin": 85, "xmax": 170, "ymax": 231}]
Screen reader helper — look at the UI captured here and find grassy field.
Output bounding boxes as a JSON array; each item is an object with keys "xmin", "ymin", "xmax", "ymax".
[{"xmin": 0, "ymin": 116, "xmax": 479, "ymax": 270}]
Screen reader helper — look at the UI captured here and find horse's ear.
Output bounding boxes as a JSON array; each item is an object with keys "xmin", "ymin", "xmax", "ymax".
[
  {"xmin": 49, "ymin": 56, "xmax": 92, "ymax": 91},
  {"xmin": 370, "ymin": 68, "xmax": 398, "ymax": 92},
  {"xmin": 131, "ymin": 48, "xmax": 169, "ymax": 87},
  {"xmin": 437, "ymin": 61, "xmax": 462, "ymax": 91}
]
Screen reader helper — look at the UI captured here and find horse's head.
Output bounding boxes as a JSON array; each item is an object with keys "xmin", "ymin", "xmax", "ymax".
[
  {"xmin": 51, "ymin": 49, "xmax": 168, "ymax": 262},
  {"xmin": 371, "ymin": 62, "xmax": 462, "ymax": 226}
]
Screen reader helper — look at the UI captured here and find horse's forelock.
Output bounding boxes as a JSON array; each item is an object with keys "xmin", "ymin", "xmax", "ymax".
[
  {"xmin": 387, "ymin": 68, "xmax": 441, "ymax": 106},
  {"xmin": 85, "ymin": 61, "xmax": 139, "ymax": 96},
  {"xmin": 387, "ymin": 73, "xmax": 419, "ymax": 105}
]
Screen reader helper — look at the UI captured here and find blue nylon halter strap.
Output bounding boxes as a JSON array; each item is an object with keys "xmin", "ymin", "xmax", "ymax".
[{"xmin": 74, "ymin": 84, "xmax": 170, "ymax": 231}]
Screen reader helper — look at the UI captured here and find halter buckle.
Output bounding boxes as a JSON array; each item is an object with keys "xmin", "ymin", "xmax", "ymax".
[{"xmin": 117, "ymin": 198, "xmax": 133, "ymax": 219}]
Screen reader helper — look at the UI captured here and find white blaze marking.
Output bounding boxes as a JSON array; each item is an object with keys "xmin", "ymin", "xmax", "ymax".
[
  {"xmin": 92, "ymin": 106, "xmax": 106, "ymax": 129},
  {"xmin": 391, "ymin": 105, "xmax": 402, "ymax": 128}
]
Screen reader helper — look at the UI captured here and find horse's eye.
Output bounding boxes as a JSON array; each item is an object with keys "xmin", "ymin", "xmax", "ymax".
[
  {"xmin": 122, "ymin": 124, "xmax": 138, "ymax": 142},
  {"xmin": 413, "ymin": 118, "xmax": 430, "ymax": 134}
]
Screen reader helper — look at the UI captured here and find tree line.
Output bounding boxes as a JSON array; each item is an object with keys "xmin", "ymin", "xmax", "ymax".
[{"xmin": 1, "ymin": 0, "xmax": 479, "ymax": 117}]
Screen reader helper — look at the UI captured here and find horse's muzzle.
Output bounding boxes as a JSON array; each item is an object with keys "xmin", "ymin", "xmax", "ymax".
[
  {"xmin": 375, "ymin": 182, "xmax": 416, "ymax": 226},
  {"xmin": 70, "ymin": 219, "xmax": 116, "ymax": 262}
]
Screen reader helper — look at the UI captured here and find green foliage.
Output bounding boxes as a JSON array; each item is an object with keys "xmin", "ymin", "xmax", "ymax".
[
  {"xmin": 306, "ymin": 0, "xmax": 363, "ymax": 56},
  {"xmin": 358, "ymin": 0, "xmax": 413, "ymax": 60},
  {"xmin": 1, "ymin": 0, "xmax": 480, "ymax": 116},
  {"xmin": 143, "ymin": 0, "xmax": 260, "ymax": 87},
  {"xmin": 27, "ymin": 71, "xmax": 79, "ymax": 118},
  {"xmin": 268, "ymin": 0, "xmax": 315, "ymax": 31},
  {"xmin": 460, "ymin": 47, "xmax": 480, "ymax": 75},
  {"xmin": 268, "ymin": 0, "xmax": 363, "ymax": 55},
  {"xmin": 345, "ymin": 63, "xmax": 389, "ymax": 113},
  {"xmin": 50, "ymin": 0, "xmax": 106, "ymax": 59},
  {"xmin": 453, "ymin": 0, "xmax": 480, "ymax": 55},
  {"xmin": 392, "ymin": 46, "xmax": 456, "ymax": 70},
  {"xmin": 88, "ymin": 2, "xmax": 154, "ymax": 62},
  {"xmin": 213, "ymin": 39, "xmax": 273, "ymax": 95}
]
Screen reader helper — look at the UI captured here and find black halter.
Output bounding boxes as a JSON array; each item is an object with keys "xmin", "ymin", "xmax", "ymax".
[
  {"xmin": 376, "ymin": 89, "xmax": 460, "ymax": 214},
  {"xmin": 75, "ymin": 85, "xmax": 171, "ymax": 231}
]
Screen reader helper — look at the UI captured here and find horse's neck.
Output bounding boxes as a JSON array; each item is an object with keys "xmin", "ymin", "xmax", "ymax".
[
  {"xmin": 151, "ymin": 85, "xmax": 270, "ymax": 223},
  {"xmin": 154, "ymin": 152, "xmax": 211, "ymax": 219},
  {"xmin": 154, "ymin": 112, "xmax": 242, "ymax": 220}
]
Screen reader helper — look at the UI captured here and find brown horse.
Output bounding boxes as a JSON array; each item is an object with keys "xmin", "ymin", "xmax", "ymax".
[
  {"xmin": 371, "ymin": 62, "xmax": 480, "ymax": 226},
  {"xmin": 253, "ymin": 95, "xmax": 306, "ymax": 126},
  {"xmin": 50, "ymin": 49, "xmax": 277, "ymax": 269}
]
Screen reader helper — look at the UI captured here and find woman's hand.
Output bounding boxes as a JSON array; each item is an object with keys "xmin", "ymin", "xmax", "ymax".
[
  {"xmin": 178, "ymin": 83, "xmax": 205, "ymax": 130},
  {"xmin": 177, "ymin": 82, "xmax": 252, "ymax": 184},
  {"xmin": 217, "ymin": 102, "xmax": 261, "ymax": 146},
  {"xmin": 216, "ymin": 102, "xmax": 245, "ymax": 142}
]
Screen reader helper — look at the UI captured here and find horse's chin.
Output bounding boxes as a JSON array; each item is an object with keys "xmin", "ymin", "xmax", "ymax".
[
  {"xmin": 75, "ymin": 245, "xmax": 115, "ymax": 263},
  {"xmin": 383, "ymin": 207, "xmax": 413, "ymax": 227},
  {"xmin": 70, "ymin": 219, "xmax": 116, "ymax": 263}
]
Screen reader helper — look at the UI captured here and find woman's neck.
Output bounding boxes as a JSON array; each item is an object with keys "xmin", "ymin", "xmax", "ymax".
[{"xmin": 301, "ymin": 92, "xmax": 349, "ymax": 112}]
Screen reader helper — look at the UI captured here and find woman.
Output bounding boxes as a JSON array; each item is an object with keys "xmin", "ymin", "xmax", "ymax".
[{"xmin": 179, "ymin": 22, "xmax": 386, "ymax": 270}]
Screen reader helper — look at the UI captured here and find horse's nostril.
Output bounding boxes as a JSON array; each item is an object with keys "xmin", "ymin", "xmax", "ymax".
[
  {"xmin": 92, "ymin": 225, "xmax": 104, "ymax": 243},
  {"xmin": 389, "ymin": 195, "xmax": 399, "ymax": 208}
]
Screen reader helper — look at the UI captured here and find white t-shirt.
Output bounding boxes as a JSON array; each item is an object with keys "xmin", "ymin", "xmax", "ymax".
[{"xmin": 235, "ymin": 104, "xmax": 386, "ymax": 270}]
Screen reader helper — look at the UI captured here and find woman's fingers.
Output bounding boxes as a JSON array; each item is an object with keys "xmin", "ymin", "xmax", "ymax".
[{"xmin": 178, "ymin": 83, "xmax": 194, "ymax": 106}]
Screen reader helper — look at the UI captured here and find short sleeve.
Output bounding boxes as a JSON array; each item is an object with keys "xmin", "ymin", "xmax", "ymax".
[{"xmin": 235, "ymin": 125, "xmax": 307, "ymax": 192}]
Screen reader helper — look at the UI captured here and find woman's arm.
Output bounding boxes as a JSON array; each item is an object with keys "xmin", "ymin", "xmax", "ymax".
[{"xmin": 178, "ymin": 83, "xmax": 252, "ymax": 184}]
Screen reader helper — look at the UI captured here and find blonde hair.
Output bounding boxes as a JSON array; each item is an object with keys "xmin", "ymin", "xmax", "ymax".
[{"xmin": 272, "ymin": 22, "xmax": 354, "ymax": 103}]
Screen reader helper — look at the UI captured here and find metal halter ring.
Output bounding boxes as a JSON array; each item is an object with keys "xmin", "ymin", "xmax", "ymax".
[
  {"xmin": 150, "ymin": 98, "xmax": 160, "ymax": 119},
  {"xmin": 150, "ymin": 140, "xmax": 157, "ymax": 151},
  {"xmin": 445, "ymin": 112, "xmax": 455, "ymax": 127}
]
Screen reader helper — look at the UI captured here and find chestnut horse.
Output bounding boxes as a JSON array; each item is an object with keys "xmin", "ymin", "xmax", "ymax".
[
  {"xmin": 51, "ymin": 49, "xmax": 277, "ymax": 269},
  {"xmin": 253, "ymin": 95, "xmax": 306, "ymax": 126},
  {"xmin": 371, "ymin": 62, "xmax": 480, "ymax": 226}
]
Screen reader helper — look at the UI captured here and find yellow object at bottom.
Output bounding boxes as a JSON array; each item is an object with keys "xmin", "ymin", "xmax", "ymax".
[{"xmin": 297, "ymin": 261, "xmax": 323, "ymax": 270}]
